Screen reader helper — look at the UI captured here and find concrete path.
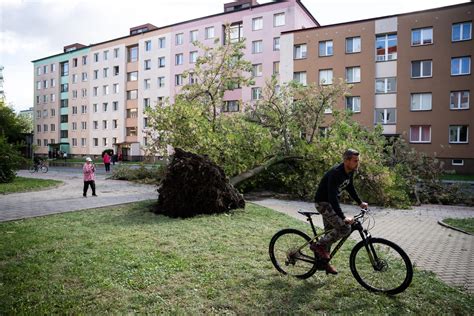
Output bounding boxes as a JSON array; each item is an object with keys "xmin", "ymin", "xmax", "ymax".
[
  {"xmin": 0, "ymin": 169, "xmax": 157, "ymax": 222},
  {"xmin": 252, "ymin": 199, "xmax": 474, "ymax": 293}
]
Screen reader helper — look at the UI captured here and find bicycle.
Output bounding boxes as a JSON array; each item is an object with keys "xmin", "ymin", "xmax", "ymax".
[
  {"xmin": 29, "ymin": 161, "xmax": 49, "ymax": 173},
  {"xmin": 269, "ymin": 208, "xmax": 413, "ymax": 295}
]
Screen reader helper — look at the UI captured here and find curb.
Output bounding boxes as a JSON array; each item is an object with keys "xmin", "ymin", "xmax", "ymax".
[{"xmin": 437, "ymin": 220, "xmax": 473, "ymax": 236}]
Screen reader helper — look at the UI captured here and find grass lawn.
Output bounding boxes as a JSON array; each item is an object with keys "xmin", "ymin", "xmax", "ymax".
[
  {"xmin": 443, "ymin": 218, "xmax": 474, "ymax": 234},
  {"xmin": 0, "ymin": 177, "xmax": 62, "ymax": 194},
  {"xmin": 0, "ymin": 201, "xmax": 472, "ymax": 314}
]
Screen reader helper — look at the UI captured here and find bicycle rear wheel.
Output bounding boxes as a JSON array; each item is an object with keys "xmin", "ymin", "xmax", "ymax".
[
  {"xmin": 269, "ymin": 228, "xmax": 318, "ymax": 279},
  {"xmin": 350, "ymin": 238, "xmax": 413, "ymax": 295},
  {"xmin": 29, "ymin": 166, "xmax": 37, "ymax": 173},
  {"xmin": 40, "ymin": 165, "xmax": 48, "ymax": 173}
]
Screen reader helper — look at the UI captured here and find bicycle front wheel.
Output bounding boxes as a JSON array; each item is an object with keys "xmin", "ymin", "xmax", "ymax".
[
  {"xmin": 269, "ymin": 228, "xmax": 318, "ymax": 279},
  {"xmin": 350, "ymin": 238, "xmax": 413, "ymax": 295},
  {"xmin": 40, "ymin": 165, "xmax": 48, "ymax": 173}
]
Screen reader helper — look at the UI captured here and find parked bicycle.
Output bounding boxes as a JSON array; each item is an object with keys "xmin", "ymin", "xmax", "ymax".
[
  {"xmin": 29, "ymin": 161, "xmax": 48, "ymax": 173},
  {"xmin": 269, "ymin": 208, "xmax": 413, "ymax": 295}
]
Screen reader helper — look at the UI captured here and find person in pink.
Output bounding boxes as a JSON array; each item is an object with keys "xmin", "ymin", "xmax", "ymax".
[
  {"xmin": 83, "ymin": 157, "xmax": 97, "ymax": 197},
  {"xmin": 103, "ymin": 152, "xmax": 111, "ymax": 173}
]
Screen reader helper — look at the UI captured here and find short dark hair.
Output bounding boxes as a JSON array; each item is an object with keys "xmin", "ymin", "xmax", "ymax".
[{"xmin": 343, "ymin": 149, "xmax": 359, "ymax": 160}]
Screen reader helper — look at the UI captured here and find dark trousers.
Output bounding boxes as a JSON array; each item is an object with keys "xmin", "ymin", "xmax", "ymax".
[
  {"xmin": 315, "ymin": 202, "xmax": 351, "ymax": 249},
  {"xmin": 105, "ymin": 163, "xmax": 111, "ymax": 172},
  {"xmin": 83, "ymin": 180, "xmax": 96, "ymax": 196}
]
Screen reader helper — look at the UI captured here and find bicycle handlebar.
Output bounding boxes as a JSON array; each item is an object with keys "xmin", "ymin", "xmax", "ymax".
[{"xmin": 354, "ymin": 209, "xmax": 369, "ymax": 220}]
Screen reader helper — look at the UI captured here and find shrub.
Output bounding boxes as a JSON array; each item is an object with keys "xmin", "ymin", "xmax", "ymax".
[
  {"xmin": 109, "ymin": 163, "xmax": 164, "ymax": 184},
  {"xmin": 0, "ymin": 136, "xmax": 25, "ymax": 183}
]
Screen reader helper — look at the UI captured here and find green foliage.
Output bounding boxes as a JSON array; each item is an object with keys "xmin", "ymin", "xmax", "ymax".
[
  {"xmin": 0, "ymin": 135, "xmax": 25, "ymax": 183},
  {"xmin": 109, "ymin": 164, "xmax": 164, "ymax": 184},
  {"xmin": 0, "ymin": 101, "xmax": 30, "ymax": 144}
]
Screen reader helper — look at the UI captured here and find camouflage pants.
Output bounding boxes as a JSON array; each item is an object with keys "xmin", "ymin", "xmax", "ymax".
[{"xmin": 315, "ymin": 202, "xmax": 351, "ymax": 248}]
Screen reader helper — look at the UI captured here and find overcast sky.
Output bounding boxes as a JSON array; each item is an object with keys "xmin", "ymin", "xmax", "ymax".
[{"xmin": 0, "ymin": 0, "xmax": 469, "ymax": 112}]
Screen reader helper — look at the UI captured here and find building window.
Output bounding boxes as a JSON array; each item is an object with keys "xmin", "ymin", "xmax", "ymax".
[
  {"xmin": 113, "ymin": 119, "xmax": 118, "ymax": 129},
  {"xmin": 81, "ymin": 122, "xmax": 87, "ymax": 130},
  {"xmin": 144, "ymin": 59, "xmax": 152, "ymax": 70},
  {"xmin": 113, "ymin": 83, "xmax": 119, "ymax": 94},
  {"xmin": 449, "ymin": 125, "xmax": 469, "ymax": 143},
  {"xmin": 346, "ymin": 66, "xmax": 361, "ymax": 83},
  {"xmin": 81, "ymin": 138, "xmax": 86, "ymax": 147},
  {"xmin": 319, "ymin": 69, "xmax": 333, "ymax": 85},
  {"xmin": 158, "ymin": 56, "xmax": 166, "ymax": 68},
  {"xmin": 102, "ymin": 120, "xmax": 108, "ymax": 129},
  {"xmin": 319, "ymin": 40, "xmax": 333, "ymax": 57},
  {"xmin": 175, "ymin": 33, "xmax": 184, "ymax": 45},
  {"xmin": 293, "ymin": 72, "xmax": 307, "ymax": 86},
  {"xmin": 451, "ymin": 56, "xmax": 471, "ymax": 76},
  {"xmin": 71, "ymin": 122, "xmax": 76, "ymax": 131},
  {"xmin": 50, "ymin": 109, "xmax": 55, "ymax": 116},
  {"xmin": 346, "ymin": 36, "xmax": 361, "ymax": 54},
  {"xmin": 126, "ymin": 127, "xmax": 137, "ymax": 137},
  {"xmin": 36, "ymin": 67, "xmax": 41, "ymax": 76},
  {"xmin": 346, "ymin": 96, "xmax": 361, "ymax": 112},
  {"xmin": 103, "ymin": 102, "xmax": 108, "ymax": 112},
  {"xmin": 93, "ymin": 138, "xmax": 98, "ymax": 147},
  {"xmin": 60, "ymin": 83, "xmax": 69, "ymax": 92},
  {"xmin": 223, "ymin": 100, "xmax": 240, "ymax": 112},
  {"xmin": 127, "ymin": 90, "xmax": 138, "ymax": 100},
  {"xmin": 205, "ymin": 26, "xmax": 215, "ymax": 39},
  {"xmin": 94, "ymin": 53, "xmax": 99, "ymax": 62},
  {"xmin": 375, "ymin": 77, "xmax": 397, "ymax": 94},
  {"xmin": 144, "ymin": 98, "xmax": 151, "ymax": 107},
  {"xmin": 251, "ymin": 87, "xmax": 262, "ymax": 100},
  {"xmin": 144, "ymin": 79, "xmax": 151, "ymax": 89},
  {"xmin": 82, "ymin": 72, "xmax": 88, "ymax": 81},
  {"xmin": 103, "ymin": 67, "xmax": 108, "ymax": 78},
  {"xmin": 113, "ymin": 101, "xmax": 118, "ymax": 111},
  {"xmin": 103, "ymin": 50, "xmax": 108, "ymax": 60},
  {"xmin": 81, "ymin": 105, "xmax": 87, "ymax": 114},
  {"xmin": 50, "ymin": 124, "xmax": 55, "ymax": 131},
  {"xmin": 158, "ymin": 37, "xmax": 166, "ymax": 48},
  {"xmin": 175, "ymin": 74, "xmax": 183, "ymax": 86},
  {"xmin": 114, "ymin": 48, "xmax": 119, "ymax": 58},
  {"xmin": 145, "ymin": 40, "xmax": 152, "ymax": 51},
  {"xmin": 72, "ymin": 74, "xmax": 78, "ymax": 84},
  {"xmin": 127, "ymin": 71, "xmax": 138, "ymax": 81},
  {"xmin": 189, "ymin": 51, "xmax": 198, "ymax": 64},
  {"xmin": 72, "ymin": 106, "xmax": 78, "ymax": 114},
  {"xmin": 252, "ymin": 40, "xmax": 263, "ymax": 54},
  {"xmin": 113, "ymin": 66, "xmax": 119, "ymax": 76},
  {"xmin": 452, "ymin": 22, "xmax": 472, "ymax": 42},
  {"xmin": 450, "ymin": 91, "xmax": 470, "ymax": 110},
  {"xmin": 128, "ymin": 45, "xmax": 138, "ymax": 62},
  {"xmin": 273, "ymin": 61, "xmax": 280, "ymax": 75},
  {"xmin": 175, "ymin": 53, "xmax": 183, "ymax": 65},
  {"xmin": 51, "ymin": 78, "xmax": 56, "ymax": 87},
  {"xmin": 93, "ymin": 70, "xmax": 99, "ymax": 80},
  {"xmin": 190, "ymin": 30, "xmax": 198, "ymax": 42},
  {"xmin": 43, "ymin": 139, "xmax": 48, "ymax": 146},
  {"xmin": 376, "ymin": 33, "xmax": 397, "ymax": 61},
  {"xmin": 103, "ymin": 85, "xmax": 109, "ymax": 95},
  {"xmin": 410, "ymin": 125, "xmax": 431, "ymax": 143},
  {"xmin": 93, "ymin": 121, "xmax": 98, "ymax": 129},
  {"xmin": 411, "ymin": 93, "xmax": 432, "ymax": 111},
  {"xmin": 72, "ymin": 138, "xmax": 77, "ymax": 147},
  {"xmin": 252, "ymin": 64, "xmax": 263, "ymax": 77},
  {"xmin": 452, "ymin": 159, "xmax": 464, "ymax": 166},
  {"xmin": 60, "ymin": 61, "xmax": 69, "ymax": 76},
  {"xmin": 274, "ymin": 13, "xmax": 285, "ymax": 27},
  {"xmin": 273, "ymin": 37, "xmax": 280, "ymax": 51},
  {"xmin": 294, "ymin": 44, "xmax": 307, "ymax": 59},
  {"xmin": 228, "ymin": 22, "xmax": 243, "ymax": 43},
  {"xmin": 411, "ymin": 27, "xmax": 433, "ymax": 46},
  {"xmin": 252, "ymin": 17, "xmax": 263, "ymax": 31},
  {"xmin": 411, "ymin": 60, "xmax": 432, "ymax": 78},
  {"xmin": 375, "ymin": 108, "xmax": 396, "ymax": 125},
  {"xmin": 158, "ymin": 76, "xmax": 165, "ymax": 88}
]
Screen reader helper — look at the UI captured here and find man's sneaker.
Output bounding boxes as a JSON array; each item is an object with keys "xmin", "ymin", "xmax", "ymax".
[
  {"xmin": 310, "ymin": 243, "xmax": 331, "ymax": 260},
  {"xmin": 92, "ymin": 194, "xmax": 98, "ymax": 197},
  {"xmin": 325, "ymin": 264, "xmax": 338, "ymax": 275},
  {"xmin": 83, "ymin": 195, "xmax": 87, "ymax": 198}
]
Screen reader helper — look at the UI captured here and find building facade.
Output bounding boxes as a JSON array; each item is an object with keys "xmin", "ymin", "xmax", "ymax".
[
  {"xmin": 281, "ymin": 2, "xmax": 473, "ymax": 173},
  {"xmin": 32, "ymin": 0, "xmax": 317, "ymax": 160}
]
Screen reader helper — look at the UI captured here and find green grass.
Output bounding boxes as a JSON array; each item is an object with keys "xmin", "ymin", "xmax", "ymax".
[
  {"xmin": 443, "ymin": 218, "xmax": 474, "ymax": 234},
  {"xmin": 0, "ymin": 177, "xmax": 62, "ymax": 194},
  {"xmin": 0, "ymin": 201, "xmax": 472, "ymax": 314},
  {"xmin": 440, "ymin": 174, "xmax": 474, "ymax": 181}
]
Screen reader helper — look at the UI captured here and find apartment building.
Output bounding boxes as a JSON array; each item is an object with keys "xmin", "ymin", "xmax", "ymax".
[
  {"xmin": 32, "ymin": 0, "xmax": 317, "ymax": 160},
  {"xmin": 281, "ymin": 2, "xmax": 473, "ymax": 173}
]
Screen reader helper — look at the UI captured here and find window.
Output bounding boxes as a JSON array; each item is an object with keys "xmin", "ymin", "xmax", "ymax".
[
  {"xmin": 94, "ymin": 53, "xmax": 99, "ymax": 62},
  {"xmin": 158, "ymin": 56, "xmax": 166, "ymax": 68},
  {"xmin": 113, "ymin": 120, "xmax": 118, "ymax": 129},
  {"xmin": 81, "ymin": 122, "xmax": 87, "ymax": 130},
  {"xmin": 82, "ymin": 72, "xmax": 88, "ymax": 81},
  {"xmin": 273, "ymin": 37, "xmax": 280, "ymax": 51},
  {"xmin": 73, "ymin": 58, "xmax": 78, "ymax": 67},
  {"xmin": 294, "ymin": 44, "xmax": 307, "ymax": 59},
  {"xmin": 113, "ymin": 84, "xmax": 119, "ymax": 94},
  {"xmin": 345, "ymin": 36, "xmax": 361, "ymax": 53},
  {"xmin": 81, "ymin": 138, "xmax": 86, "ymax": 147},
  {"xmin": 102, "ymin": 120, "xmax": 108, "ymax": 129},
  {"xmin": 113, "ymin": 101, "xmax": 119, "ymax": 111},
  {"xmin": 175, "ymin": 74, "xmax": 183, "ymax": 86},
  {"xmin": 114, "ymin": 48, "xmax": 119, "ymax": 58},
  {"xmin": 36, "ymin": 67, "xmax": 41, "ymax": 76},
  {"xmin": 93, "ymin": 104, "xmax": 98, "ymax": 113},
  {"xmin": 51, "ymin": 78, "xmax": 56, "ymax": 87},
  {"xmin": 410, "ymin": 125, "xmax": 431, "ymax": 143},
  {"xmin": 252, "ymin": 64, "xmax": 263, "ymax": 77},
  {"xmin": 190, "ymin": 51, "xmax": 198, "ymax": 63},
  {"xmin": 252, "ymin": 40, "xmax": 263, "ymax": 54},
  {"xmin": 50, "ymin": 124, "xmax": 55, "ymax": 131},
  {"xmin": 93, "ymin": 121, "xmax": 98, "ymax": 129},
  {"xmin": 50, "ymin": 109, "xmax": 55, "ymax": 116},
  {"xmin": 60, "ymin": 61, "xmax": 69, "ymax": 76},
  {"xmin": 144, "ymin": 79, "xmax": 151, "ymax": 89},
  {"xmin": 43, "ymin": 139, "xmax": 48, "ymax": 146},
  {"xmin": 103, "ymin": 50, "xmax": 108, "ymax": 60},
  {"xmin": 127, "ymin": 108, "xmax": 138, "ymax": 118},
  {"xmin": 375, "ymin": 108, "xmax": 396, "ymax": 125},
  {"xmin": 449, "ymin": 125, "xmax": 469, "ymax": 143},
  {"xmin": 223, "ymin": 100, "xmax": 239, "ymax": 112},
  {"xmin": 274, "ymin": 13, "xmax": 285, "ymax": 27},
  {"xmin": 72, "ymin": 74, "xmax": 78, "ymax": 84},
  {"xmin": 127, "ymin": 90, "xmax": 138, "ymax": 100},
  {"xmin": 452, "ymin": 22, "xmax": 472, "ymax": 41},
  {"xmin": 81, "ymin": 105, "xmax": 87, "ymax": 114},
  {"xmin": 450, "ymin": 91, "xmax": 470, "ymax": 110},
  {"xmin": 293, "ymin": 72, "xmax": 307, "ymax": 86},
  {"xmin": 158, "ymin": 76, "xmax": 165, "ymax": 88},
  {"xmin": 103, "ymin": 85, "xmax": 109, "ymax": 95},
  {"xmin": 113, "ymin": 66, "xmax": 119, "ymax": 76},
  {"xmin": 126, "ymin": 127, "xmax": 137, "ymax": 137},
  {"xmin": 43, "ymin": 124, "xmax": 48, "ymax": 132},
  {"xmin": 175, "ymin": 33, "xmax": 184, "ymax": 45},
  {"xmin": 36, "ymin": 81, "xmax": 41, "ymax": 90},
  {"xmin": 273, "ymin": 61, "xmax": 280, "ymax": 75},
  {"xmin": 145, "ymin": 40, "xmax": 152, "ymax": 51},
  {"xmin": 411, "ymin": 93, "xmax": 432, "ymax": 111},
  {"xmin": 144, "ymin": 98, "xmax": 151, "ymax": 107},
  {"xmin": 411, "ymin": 27, "xmax": 433, "ymax": 46},
  {"xmin": 37, "ymin": 124, "xmax": 41, "ymax": 132},
  {"xmin": 93, "ymin": 138, "xmax": 98, "ymax": 147},
  {"xmin": 251, "ymin": 87, "xmax": 262, "ymax": 100},
  {"xmin": 60, "ymin": 83, "xmax": 69, "ymax": 92},
  {"xmin": 127, "ymin": 71, "xmax": 138, "ymax": 81},
  {"xmin": 346, "ymin": 96, "xmax": 361, "ymax": 112},
  {"xmin": 81, "ymin": 88, "xmax": 87, "ymax": 97},
  {"xmin": 451, "ymin": 57, "xmax": 471, "ymax": 76},
  {"xmin": 375, "ymin": 77, "xmax": 397, "ymax": 93},
  {"xmin": 72, "ymin": 138, "xmax": 77, "ymax": 147},
  {"xmin": 144, "ymin": 59, "xmax": 152, "ymax": 70},
  {"xmin": 61, "ymin": 99, "xmax": 69, "ymax": 109},
  {"xmin": 103, "ymin": 102, "xmax": 108, "ymax": 112},
  {"xmin": 205, "ymin": 26, "xmax": 215, "ymax": 39},
  {"xmin": 71, "ymin": 122, "xmax": 76, "ymax": 131},
  {"xmin": 319, "ymin": 69, "xmax": 333, "ymax": 85},
  {"xmin": 51, "ymin": 94, "xmax": 56, "ymax": 102},
  {"xmin": 175, "ymin": 54, "xmax": 183, "ymax": 65},
  {"xmin": 190, "ymin": 30, "xmax": 198, "ymax": 42},
  {"xmin": 158, "ymin": 37, "xmax": 166, "ymax": 48},
  {"xmin": 319, "ymin": 40, "xmax": 333, "ymax": 56},
  {"xmin": 252, "ymin": 17, "xmax": 263, "ymax": 31},
  {"xmin": 51, "ymin": 63, "xmax": 56, "ymax": 71},
  {"xmin": 93, "ymin": 70, "xmax": 99, "ymax": 79},
  {"xmin": 452, "ymin": 159, "xmax": 464, "ymax": 166},
  {"xmin": 376, "ymin": 34, "xmax": 397, "ymax": 61},
  {"xmin": 346, "ymin": 66, "xmax": 361, "ymax": 83},
  {"xmin": 411, "ymin": 60, "xmax": 432, "ymax": 78},
  {"xmin": 228, "ymin": 22, "xmax": 243, "ymax": 43},
  {"xmin": 128, "ymin": 46, "xmax": 138, "ymax": 62},
  {"xmin": 103, "ymin": 67, "xmax": 108, "ymax": 78}
]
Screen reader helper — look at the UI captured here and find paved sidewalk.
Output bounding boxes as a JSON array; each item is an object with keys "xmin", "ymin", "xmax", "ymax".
[
  {"xmin": 252, "ymin": 198, "xmax": 474, "ymax": 293},
  {"xmin": 0, "ymin": 170, "xmax": 157, "ymax": 222}
]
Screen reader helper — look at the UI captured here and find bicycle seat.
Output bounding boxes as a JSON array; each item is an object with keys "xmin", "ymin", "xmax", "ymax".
[{"xmin": 297, "ymin": 209, "xmax": 320, "ymax": 217}]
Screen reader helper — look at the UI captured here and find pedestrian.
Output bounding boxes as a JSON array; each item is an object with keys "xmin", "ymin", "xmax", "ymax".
[
  {"xmin": 112, "ymin": 153, "xmax": 118, "ymax": 165},
  {"xmin": 83, "ymin": 157, "xmax": 97, "ymax": 197},
  {"xmin": 103, "ymin": 152, "xmax": 111, "ymax": 173},
  {"xmin": 63, "ymin": 151, "xmax": 67, "ymax": 163}
]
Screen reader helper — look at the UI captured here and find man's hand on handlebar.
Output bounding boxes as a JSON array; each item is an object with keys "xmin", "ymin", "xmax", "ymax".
[
  {"xmin": 359, "ymin": 202, "xmax": 368, "ymax": 210},
  {"xmin": 344, "ymin": 217, "xmax": 354, "ymax": 225}
]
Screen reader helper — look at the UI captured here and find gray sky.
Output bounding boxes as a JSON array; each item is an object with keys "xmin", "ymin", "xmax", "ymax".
[{"xmin": 0, "ymin": 0, "xmax": 468, "ymax": 112}]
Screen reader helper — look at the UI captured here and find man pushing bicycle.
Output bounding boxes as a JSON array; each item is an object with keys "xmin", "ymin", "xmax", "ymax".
[{"xmin": 311, "ymin": 149, "xmax": 368, "ymax": 275}]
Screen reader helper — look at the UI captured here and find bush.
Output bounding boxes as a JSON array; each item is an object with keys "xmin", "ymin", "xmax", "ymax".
[
  {"xmin": 109, "ymin": 164, "xmax": 164, "ymax": 184},
  {"xmin": 0, "ymin": 136, "xmax": 25, "ymax": 183}
]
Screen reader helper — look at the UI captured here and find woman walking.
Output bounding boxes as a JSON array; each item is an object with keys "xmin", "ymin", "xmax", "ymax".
[{"xmin": 83, "ymin": 157, "xmax": 97, "ymax": 197}]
